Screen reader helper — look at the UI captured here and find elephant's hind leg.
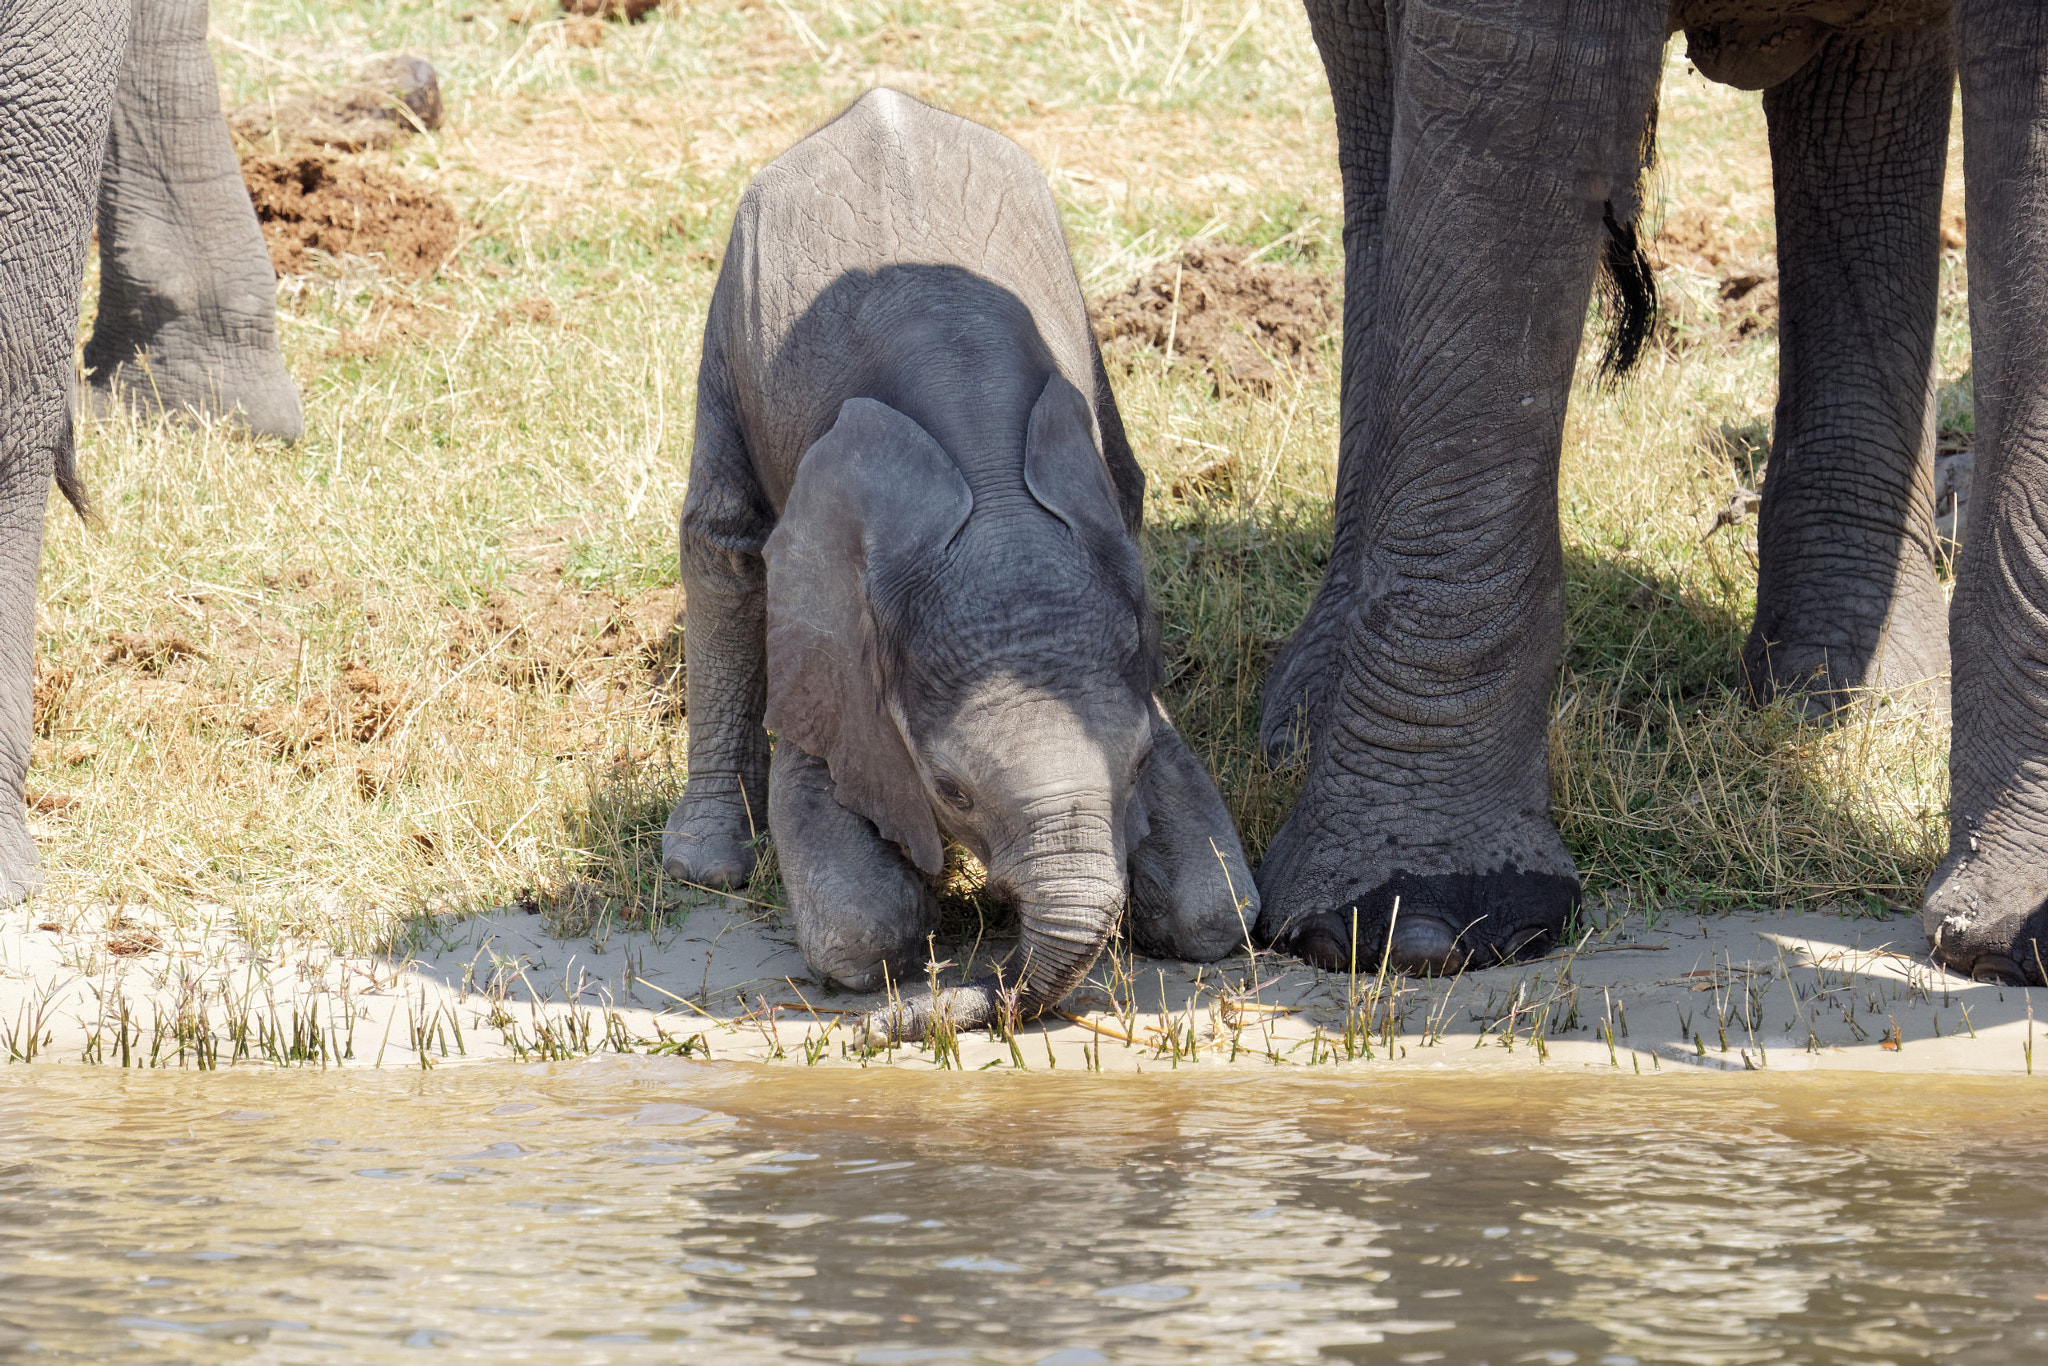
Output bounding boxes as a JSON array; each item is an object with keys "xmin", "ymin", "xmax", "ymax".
[
  {"xmin": 83, "ymin": 0, "xmax": 301, "ymax": 442},
  {"xmin": 1742, "ymin": 25, "xmax": 1955, "ymax": 716},
  {"xmin": 1255, "ymin": 2, "xmax": 1665, "ymax": 976},
  {"xmin": 769, "ymin": 740, "xmax": 939, "ymax": 994},
  {"xmin": 664, "ymin": 351, "xmax": 771, "ymax": 891}
]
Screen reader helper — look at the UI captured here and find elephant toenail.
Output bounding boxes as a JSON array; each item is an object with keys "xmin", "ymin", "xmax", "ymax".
[
  {"xmin": 1288, "ymin": 913, "xmax": 1352, "ymax": 972},
  {"xmin": 1387, "ymin": 914, "xmax": 1465, "ymax": 976},
  {"xmin": 1501, "ymin": 926, "xmax": 1551, "ymax": 962},
  {"xmin": 1970, "ymin": 953, "xmax": 2028, "ymax": 987}
]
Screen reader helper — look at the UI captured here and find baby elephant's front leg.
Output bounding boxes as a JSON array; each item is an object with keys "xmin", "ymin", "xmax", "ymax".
[
  {"xmin": 1126, "ymin": 709, "xmax": 1259, "ymax": 962},
  {"xmin": 770, "ymin": 741, "xmax": 941, "ymax": 993}
]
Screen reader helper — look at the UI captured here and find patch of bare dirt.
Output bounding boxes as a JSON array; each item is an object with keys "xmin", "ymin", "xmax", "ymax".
[
  {"xmin": 229, "ymin": 55, "xmax": 443, "ymax": 154},
  {"xmin": 240, "ymin": 152, "xmax": 462, "ymax": 280},
  {"xmin": 245, "ymin": 662, "xmax": 406, "ymax": 762},
  {"xmin": 1169, "ymin": 458, "xmax": 1236, "ymax": 502},
  {"xmin": 26, "ymin": 790, "xmax": 75, "ymax": 817},
  {"xmin": 32, "ymin": 662, "xmax": 72, "ymax": 737},
  {"xmin": 1648, "ymin": 202, "xmax": 1967, "ymax": 345},
  {"xmin": 1648, "ymin": 204, "xmax": 1778, "ymax": 340},
  {"xmin": 1091, "ymin": 243, "xmax": 1337, "ymax": 397},
  {"xmin": 327, "ymin": 297, "xmax": 453, "ymax": 360},
  {"xmin": 448, "ymin": 573, "xmax": 684, "ymax": 710}
]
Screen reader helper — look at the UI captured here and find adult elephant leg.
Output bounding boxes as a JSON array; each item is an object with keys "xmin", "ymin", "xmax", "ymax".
[
  {"xmin": 1254, "ymin": 0, "xmax": 1665, "ymax": 973},
  {"xmin": 1742, "ymin": 27, "xmax": 1954, "ymax": 714},
  {"xmin": 1258, "ymin": 0, "xmax": 1391, "ymax": 764},
  {"xmin": 1922, "ymin": 1, "xmax": 2048, "ymax": 985},
  {"xmin": 0, "ymin": 0, "xmax": 128, "ymax": 900},
  {"xmin": 83, "ymin": 0, "xmax": 302, "ymax": 441}
]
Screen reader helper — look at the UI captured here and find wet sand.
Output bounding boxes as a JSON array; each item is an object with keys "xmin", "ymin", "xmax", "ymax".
[{"xmin": 2, "ymin": 897, "xmax": 2033, "ymax": 1075}]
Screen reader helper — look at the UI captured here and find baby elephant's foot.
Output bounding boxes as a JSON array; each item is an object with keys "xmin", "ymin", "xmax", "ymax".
[
  {"xmin": 661, "ymin": 801, "xmax": 758, "ymax": 891},
  {"xmin": 797, "ymin": 905, "xmax": 934, "ymax": 994},
  {"xmin": 769, "ymin": 741, "xmax": 939, "ymax": 992}
]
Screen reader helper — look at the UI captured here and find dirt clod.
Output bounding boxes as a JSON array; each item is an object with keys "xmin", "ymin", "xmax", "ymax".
[
  {"xmin": 1092, "ymin": 243, "xmax": 1337, "ymax": 397},
  {"xmin": 32, "ymin": 662, "xmax": 72, "ymax": 736},
  {"xmin": 240, "ymin": 152, "xmax": 461, "ymax": 279},
  {"xmin": 27, "ymin": 791, "xmax": 75, "ymax": 816},
  {"xmin": 448, "ymin": 578, "xmax": 683, "ymax": 705},
  {"xmin": 105, "ymin": 917, "xmax": 163, "ymax": 957},
  {"xmin": 246, "ymin": 662, "xmax": 407, "ymax": 765},
  {"xmin": 103, "ymin": 632, "xmax": 206, "ymax": 675},
  {"xmin": 561, "ymin": 0, "xmax": 663, "ymax": 18},
  {"xmin": 1649, "ymin": 201, "xmax": 1965, "ymax": 346},
  {"xmin": 1170, "ymin": 457, "xmax": 1237, "ymax": 501}
]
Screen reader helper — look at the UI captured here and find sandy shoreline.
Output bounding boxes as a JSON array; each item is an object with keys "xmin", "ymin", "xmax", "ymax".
[{"xmin": 0, "ymin": 897, "xmax": 2034, "ymax": 1075}]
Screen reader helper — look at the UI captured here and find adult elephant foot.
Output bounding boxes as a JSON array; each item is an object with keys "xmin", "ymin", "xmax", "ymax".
[
  {"xmin": 1253, "ymin": 736, "xmax": 1578, "ymax": 977},
  {"xmin": 0, "ymin": 814, "xmax": 45, "ymax": 907},
  {"xmin": 1923, "ymin": 852, "xmax": 2048, "ymax": 986},
  {"xmin": 82, "ymin": 0, "xmax": 303, "ymax": 443}
]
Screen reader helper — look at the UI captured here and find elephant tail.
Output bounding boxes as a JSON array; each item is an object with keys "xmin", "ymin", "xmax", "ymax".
[
  {"xmin": 1597, "ymin": 90, "xmax": 1661, "ymax": 384},
  {"xmin": 1598, "ymin": 204, "xmax": 1657, "ymax": 382},
  {"xmin": 54, "ymin": 407, "xmax": 88, "ymax": 519}
]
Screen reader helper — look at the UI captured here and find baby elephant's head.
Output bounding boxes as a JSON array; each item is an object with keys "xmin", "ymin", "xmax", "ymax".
[{"xmin": 765, "ymin": 374, "xmax": 1160, "ymax": 1026}]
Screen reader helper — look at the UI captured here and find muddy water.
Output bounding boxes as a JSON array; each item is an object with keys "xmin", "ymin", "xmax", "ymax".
[{"xmin": 4, "ymin": 1062, "xmax": 2047, "ymax": 1364}]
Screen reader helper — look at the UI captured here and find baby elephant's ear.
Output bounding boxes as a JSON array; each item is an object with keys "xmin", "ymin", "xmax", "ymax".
[
  {"xmin": 765, "ymin": 398, "xmax": 971, "ymax": 876},
  {"xmin": 1023, "ymin": 373, "xmax": 1131, "ymax": 556}
]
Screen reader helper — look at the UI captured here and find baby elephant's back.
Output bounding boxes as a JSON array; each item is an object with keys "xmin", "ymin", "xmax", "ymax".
[{"xmin": 721, "ymin": 91, "xmax": 1100, "ymax": 483}]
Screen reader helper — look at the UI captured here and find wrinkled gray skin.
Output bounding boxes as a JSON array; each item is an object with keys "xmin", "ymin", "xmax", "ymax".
[
  {"xmin": 0, "ymin": 0, "xmax": 299, "ymax": 903},
  {"xmin": 664, "ymin": 90, "xmax": 1257, "ymax": 1039},
  {"xmin": 1255, "ymin": 0, "xmax": 2048, "ymax": 987}
]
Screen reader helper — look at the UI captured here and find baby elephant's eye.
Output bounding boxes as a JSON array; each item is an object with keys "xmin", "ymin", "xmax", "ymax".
[
  {"xmin": 1130, "ymin": 749, "xmax": 1153, "ymax": 784},
  {"xmin": 933, "ymin": 775, "xmax": 974, "ymax": 812}
]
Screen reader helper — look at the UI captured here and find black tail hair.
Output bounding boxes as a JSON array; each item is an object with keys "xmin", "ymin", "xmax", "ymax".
[
  {"xmin": 1597, "ymin": 202, "xmax": 1657, "ymax": 383},
  {"xmin": 1596, "ymin": 91, "xmax": 1661, "ymax": 385}
]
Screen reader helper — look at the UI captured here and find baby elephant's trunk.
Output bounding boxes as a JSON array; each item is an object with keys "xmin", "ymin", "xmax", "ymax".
[{"xmin": 861, "ymin": 854, "xmax": 1124, "ymax": 1045}]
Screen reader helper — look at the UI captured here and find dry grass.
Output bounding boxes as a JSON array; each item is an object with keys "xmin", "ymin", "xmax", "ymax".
[{"xmin": 37, "ymin": 1, "xmax": 1963, "ymax": 954}]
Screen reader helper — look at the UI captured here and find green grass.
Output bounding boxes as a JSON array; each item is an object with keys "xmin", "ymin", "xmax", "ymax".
[{"xmin": 35, "ymin": 0, "xmax": 1960, "ymax": 954}]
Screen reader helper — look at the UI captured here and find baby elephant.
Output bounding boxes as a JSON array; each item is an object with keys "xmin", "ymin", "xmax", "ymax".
[{"xmin": 663, "ymin": 89, "xmax": 1256, "ymax": 1038}]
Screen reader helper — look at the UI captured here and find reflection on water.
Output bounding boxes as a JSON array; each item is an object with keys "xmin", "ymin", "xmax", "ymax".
[{"xmin": 4, "ymin": 1061, "xmax": 2048, "ymax": 1363}]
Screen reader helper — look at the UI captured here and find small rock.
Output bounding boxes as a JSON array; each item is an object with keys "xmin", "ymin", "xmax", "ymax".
[{"xmin": 229, "ymin": 55, "xmax": 443, "ymax": 153}]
